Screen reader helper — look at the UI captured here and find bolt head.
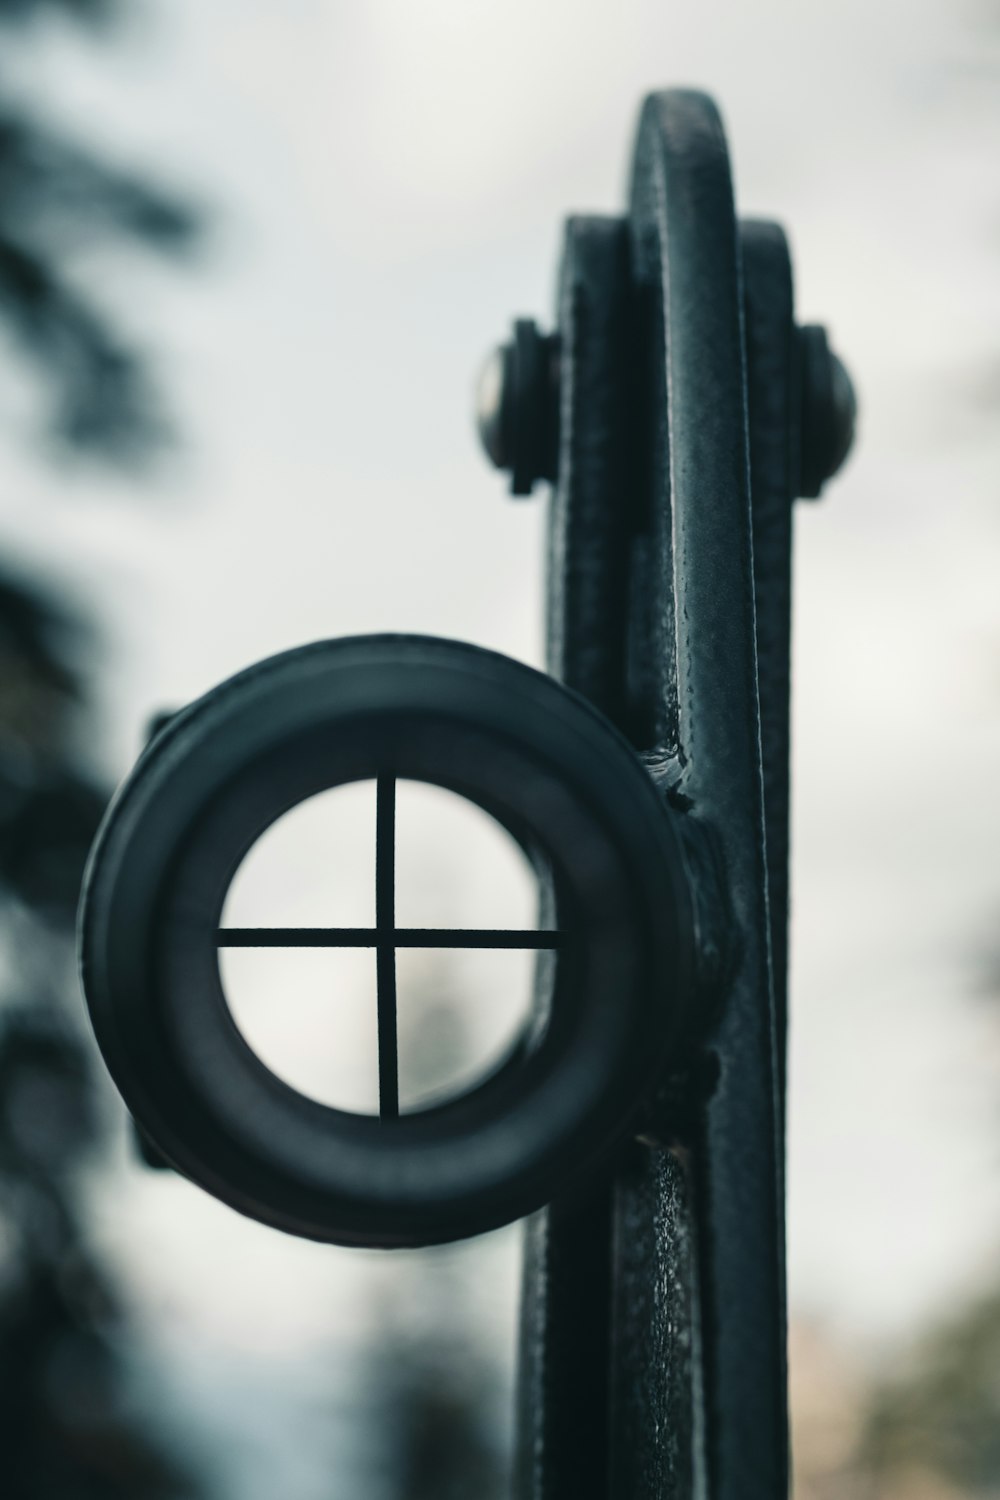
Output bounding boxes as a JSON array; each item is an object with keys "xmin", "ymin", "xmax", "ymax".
[
  {"xmin": 475, "ymin": 320, "xmax": 559, "ymax": 497},
  {"xmin": 798, "ymin": 324, "xmax": 857, "ymax": 499},
  {"xmin": 826, "ymin": 349, "xmax": 856, "ymax": 477},
  {"xmin": 475, "ymin": 344, "xmax": 511, "ymax": 471}
]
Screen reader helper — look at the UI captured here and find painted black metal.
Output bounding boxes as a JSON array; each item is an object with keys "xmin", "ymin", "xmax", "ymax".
[
  {"xmin": 76, "ymin": 82, "xmax": 856, "ymax": 1499},
  {"xmin": 375, "ymin": 772, "xmax": 399, "ymax": 1119},
  {"xmin": 478, "ymin": 318, "xmax": 560, "ymax": 495},
  {"xmin": 511, "ymin": 90, "xmax": 844, "ymax": 1500},
  {"xmin": 796, "ymin": 323, "xmax": 856, "ymax": 499},
  {"xmin": 215, "ymin": 927, "xmax": 564, "ymax": 949},
  {"xmin": 517, "ymin": 214, "xmax": 634, "ymax": 1500},
  {"xmin": 622, "ymin": 100, "xmax": 787, "ymax": 1499},
  {"xmin": 80, "ymin": 634, "xmax": 695, "ymax": 1247},
  {"xmin": 741, "ymin": 219, "xmax": 797, "ymax": 1103}
]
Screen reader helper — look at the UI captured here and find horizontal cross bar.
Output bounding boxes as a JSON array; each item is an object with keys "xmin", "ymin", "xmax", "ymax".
[{"xmin": 217, "ymin": 927, "xmax": 563, "ymax": 950}]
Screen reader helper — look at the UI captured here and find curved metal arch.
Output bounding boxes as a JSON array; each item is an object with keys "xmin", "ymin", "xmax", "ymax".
[
  {"xmin": 519, "ymin": 90, "xmax": 793, "ymax": 1500},
  {"xmin": 627, "ymin": 88, "xmax": 787, "ymax": 1500}
]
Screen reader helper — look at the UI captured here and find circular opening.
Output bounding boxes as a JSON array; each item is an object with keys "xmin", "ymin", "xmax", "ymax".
[{"xmin": 218, "ymin": 779, "xmax": 546, "ymax": 1114}]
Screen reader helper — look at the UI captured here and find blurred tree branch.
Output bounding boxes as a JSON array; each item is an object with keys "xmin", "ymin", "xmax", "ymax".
[
  {"xmin": 0, "ymin": 567, "xmax": 104, "ymax": 919},
  {"xmin": 0, "ymin": 4, "xmax": 208, "ymax": 1495},
  {"xmin": 0, "ymin": 10, "xmax": 202, "ymax": 463},
  {"xmin": 0, "ymin": 0, "xmax": 117, "ymax": 25}
]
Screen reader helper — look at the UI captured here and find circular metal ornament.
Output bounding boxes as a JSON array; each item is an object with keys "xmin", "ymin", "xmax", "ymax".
[{"xmin": 80, "ymin": 635, "xmax": 693, "ymax": 1246}]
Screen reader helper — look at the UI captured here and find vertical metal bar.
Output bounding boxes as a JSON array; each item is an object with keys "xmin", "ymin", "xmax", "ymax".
[
  {"xmin": 517, "ymin": 214, "xmax": 632, "ymax": 1500},
  {"xmin": 376, "ymin": 773, "xmax": 399, "ymax": 1120},
  {"xmin": 629, "ymin": 90, "xmax": 787, "ymax": 1498},
  {"xmin": 740, "ymin": 219, "xmax": 796, "ymax": 1116}
]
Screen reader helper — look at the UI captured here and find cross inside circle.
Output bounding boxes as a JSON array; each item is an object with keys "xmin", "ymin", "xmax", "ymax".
[{"xmin": 216, "ymin": 775, "xmax": 564, "ymax": 1121}]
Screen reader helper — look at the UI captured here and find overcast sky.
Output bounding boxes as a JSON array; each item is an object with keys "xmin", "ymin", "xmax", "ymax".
[{"xmin": 2, "ymin": 0, "xmax": 999, "ymax": 1409}]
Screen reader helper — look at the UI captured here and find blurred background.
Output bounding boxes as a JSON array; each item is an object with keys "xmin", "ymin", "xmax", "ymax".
[{"xmin": 0, "ymin": 1, "xmax": 998, "ymax": 1496}]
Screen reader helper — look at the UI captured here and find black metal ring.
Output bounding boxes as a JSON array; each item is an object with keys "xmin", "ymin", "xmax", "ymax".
[{"xmin": 80, "ymin": 635, "xmax": 693, "ymax": 1246}]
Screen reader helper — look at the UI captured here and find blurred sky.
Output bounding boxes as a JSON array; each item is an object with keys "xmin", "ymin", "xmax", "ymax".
[{"xmin": 1, "ymin": 0, "xmax": 998, "ymax": 1392}]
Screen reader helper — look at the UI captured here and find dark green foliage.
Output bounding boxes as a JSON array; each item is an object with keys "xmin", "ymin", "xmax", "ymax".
[
  {"xmin": 862, "ymin": 1287, "xmax": 1000, "ymax": 1495},
  {"xmin": 0, "ymin": 1007, "xmax": 202, "ymax": 1500},
  {"xmin": 0, "ymin": 6, "xmax": 200, "ymax": 462},
  {"xmin": 0, "ymin": 570, "xmax": 104, "ymax": 917},
  {"xmin": 0, "ymin": 112, "xmax": 200, "ymax": 461},
  {"xmin": 368, "ymin": 1333, "xmax": 507, "ymax": 1500},
  {"xmin": 0, "ymin": 4, "xmax": 207, "ymax": 1498},
  {"xmin": 0, "ymin": 511, "xmax": 202, "ymax": 1500},
  {"xmin": 0, "ymin": 0, "xmax": 116, "ymax": 33}
]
